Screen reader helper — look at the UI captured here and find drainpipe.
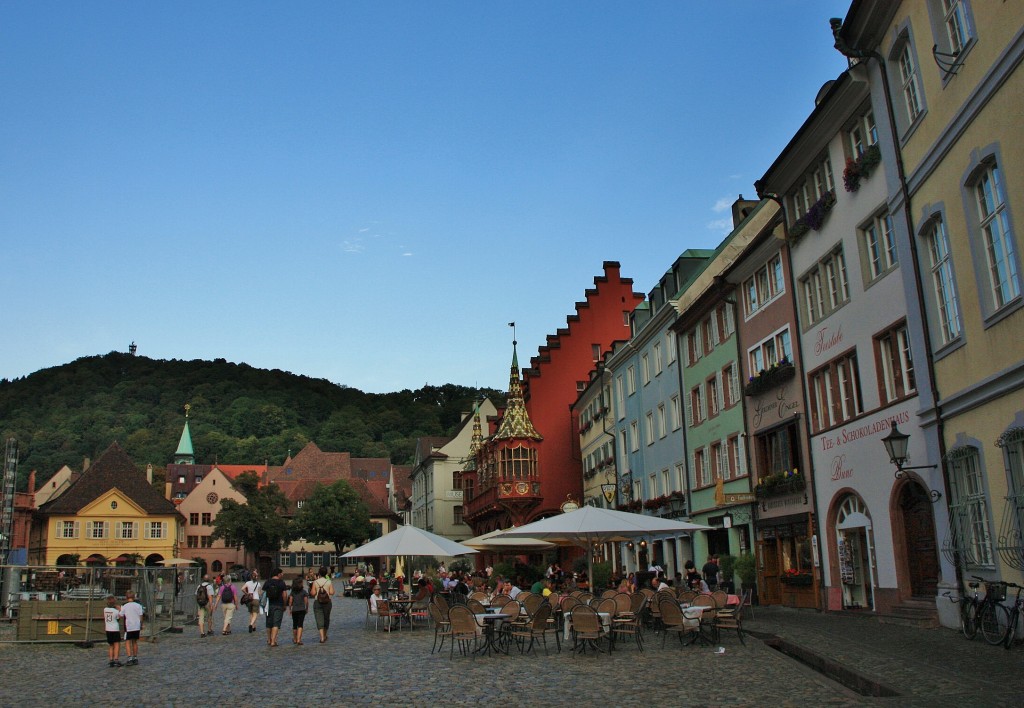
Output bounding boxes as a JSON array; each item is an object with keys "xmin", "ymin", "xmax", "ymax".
[{"xmin": 830, "ymin": 18, "xmax": 957, "ymax": 592}]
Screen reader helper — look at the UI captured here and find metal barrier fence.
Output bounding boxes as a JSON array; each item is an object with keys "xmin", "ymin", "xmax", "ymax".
[{"xmin": 0, "ymin": 564, "xmax": 201, "ymax": 644}]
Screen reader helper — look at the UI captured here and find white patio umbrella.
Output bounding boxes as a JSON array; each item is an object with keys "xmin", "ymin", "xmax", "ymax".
[
  {"xmin": 462, "ymin": 527, "xmax": 555, "ymax": 551},
  {"xmin": 499, "ymin": 506, "xmax": 711, "ymax": 586},
  {"xmin": 341, "ymin": 525, "xmax": 478, "ymax": 559},
  {"xmin": 157, "ymin": 558, "xmax": 198, "ymax": 566}
]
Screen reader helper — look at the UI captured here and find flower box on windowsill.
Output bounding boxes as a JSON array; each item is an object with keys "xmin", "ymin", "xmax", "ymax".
[
  {"xmin": 755, "ymin": 474, "xmax": 805, "ymax": 500},
  {"xmin": 744, "ymin": 361, "xmax": 796, "ymax": 397},
  {"xmin": 780, "ymin": 573, "xmax": 814, "ymax": 587},
  {"xmin": 787, "ymin": 190, "xmax": 837, "ymax": 243},
  {"xmin": 843, "ymin": 144, "xmax": 881, "ymax": 193}
]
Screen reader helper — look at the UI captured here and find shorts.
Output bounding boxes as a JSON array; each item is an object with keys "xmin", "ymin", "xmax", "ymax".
[
  {"xmin": 106, "ymin": 631, "xmax": 121, "ymax": 645},
  {"xmin": 125, "ymin": 630, "xmax": 140, "ymax": 641},
  {"xmin": 265, "ymin": 605, "xmax": 285, "ymax": 629},
  {"xmin": 291, "ymin": 611, "xmax": 306, "ymax": 628}
]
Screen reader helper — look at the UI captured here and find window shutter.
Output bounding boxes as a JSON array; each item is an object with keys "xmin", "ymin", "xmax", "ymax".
[
  {"xmin": 73, "ymin": 521, "xmax": 80, "ymax": 538},
  {"xmin": 144, "ymin": 523, "xmax": 151, "ymax": 540},
  {"xmin": 719, "ymin": 442, "xmax": 729, "ymax": 480},
  {"xmin": 725, "ymin": 303, "xmax": 735, "ymax": 335},
  {"xmin": 685, "ymin": 392, "xmax": 694, "ymax": 427},
  {"xmin": 102, "ymin": 521, "xmax": 109, "ymax": 539},
  {"xmin": 711, "ymin": 315, "xmax": 720, "ymax": 345},
  {"xmin": 716, "ymin": 371, "xmax": 724, "ymax": 411},
  {"xmin": 737, "ymin": 435, "xmax": 746, "ymax": 477},
  {"xmin": 730, "ymin": 365, "xmax": 740, "ymax": 405}
]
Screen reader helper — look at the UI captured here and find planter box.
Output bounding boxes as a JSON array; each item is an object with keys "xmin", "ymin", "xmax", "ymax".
[
  {"xmin": 744, "ymin": 362, "xmax": 796, "ymax": 397},
  {"xmin": 780, "ymin": 575, "xmax": 813, "ymax": 587},
  {"xmin": 755, "ymin": 475, "xmax": 806, "ymax": 499}
]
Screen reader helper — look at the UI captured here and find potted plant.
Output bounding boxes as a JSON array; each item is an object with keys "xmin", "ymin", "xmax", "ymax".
[{"xmin": 734, "ymin": 553, "xmax": 757, "ymax": 603}]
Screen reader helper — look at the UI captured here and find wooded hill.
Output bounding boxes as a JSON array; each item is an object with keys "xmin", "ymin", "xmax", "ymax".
[{"xmin": 0, "ymin": 352, "xmax": 505, "ymax": 490}]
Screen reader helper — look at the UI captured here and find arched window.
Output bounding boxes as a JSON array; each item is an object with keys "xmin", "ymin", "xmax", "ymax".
[{"xmin": 211, "ymin": 560, "xmax": 223, "ymax": 572}]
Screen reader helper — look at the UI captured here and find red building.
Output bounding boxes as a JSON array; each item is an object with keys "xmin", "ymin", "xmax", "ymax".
[{"xmin": 464, "ymin": 261, "xmax": 644, "ymax": 533}]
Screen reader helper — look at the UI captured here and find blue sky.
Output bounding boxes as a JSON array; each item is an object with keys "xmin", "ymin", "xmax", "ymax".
[{"xmin": 1, "ymin": 1, "xmax": 851, "ymax": 393}]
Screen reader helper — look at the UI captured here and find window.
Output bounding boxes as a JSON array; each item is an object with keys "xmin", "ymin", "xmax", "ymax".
[
  {"xmin": 201, "ymin": 512, "xmax": 212, "ymax": 525},
  {"xmin": 297, "ymin": 500, "xmax": 305, "ymax": 509},
  {"xmin": 645, "ymin": 412, "xmax": 654, "ymax": 445},
  {"xmin": 710, "ymin": 441, "xmax": 723, "ymax": 482},
  {"xmin": 756, "ymin": 425, "xmax": 800, "ymax": 479},
  {"xmin": 187, "ymin": 535, "xmax": 199, "ymax": 548},
  {"xmin": 723, "ymin": 363, "xmax": 740, "ymax": 408},
  {"xmin": 453, "ymin": 505, "xmax": 464, "ymax": 525},
  {"xmin": 58, "ymin": 520, "xmax": 79, "ymax": 539},
  {"xmin": 929, "ymin": 0, "xmax": 974, "ymax": 70},
  {"xmin": 279, "ymin": 552, "xmax": 290, "ymax": 567},
  {"xmin": 862, "ymin": 211, "xmax": 898, "ymax": 281},
  {"xmin": 653, "ymin": 342, "xmax": 663, "ymax": 375},
  {"xmin": 809, "ymin": 351, "xmax": 863, "ymax": 433},
  {"xmin": 973, "ymin": 162, "xmax": 1021, "ymax": 310},
  {"xmin": 727, "ymin": 435, "xmax": 741, "ymax": 479},
  {"xmin": 178, "ymin": 476, "xmax": 185, "ymax": 484},
  {"xmin": 744, "ymin": 254, "xmax": 785, "ymax": 316},
  {"xmin": 847, "ymin": 108, "xmax": 878, "ymax": 157},
  {"xmin": 875, "ymin": 322, "xmax": 917, "ymax": 403},
  {"xmin": 88, "ymin": 521, "xmax": 108, "ymax": 539},
  {"xmin": 675, "ymin": 463, "xmax": 686, "ymax": 491},
  {"xmin": 118, "ymin": 522, "xmax": 137, "ymax": 540},
  {"xmin": 687, "ymin": 329, "xmax": 701, "ymax": 365},
  {"xmin": 898, "ymin": 42, "xmax": 923, "ymax": 123},
  {"xmin": 694, "ymin": 448, "xmax": 710, "ymax": 487},
  {"xmin": 194, "ymin": 475, "xmax": 203, "ymax": 484},
  {"xmin": 312, "ymin": 552, "xmax": 323, "ymax": 567},
  {"xmin": 1000, "ymin": 429, "xmax": 1024, "ymax": 563},
  {"xmin": 719, "ymin": 302, "xmax": 736, "ymax": 338},
  {"xmin": 641, "ymin": 354, "xmax": 650, "ymax": 385},
  {"xmin": 627, "ymin": 366, "xmax": 636, "ymax": 395},
  {"xmin": 703, "ymin": 316, "xmax": 717, "ymax": 353},
  {"xmin": 800, "ymin": 247, "xmax": 849, "ymax": 325},
  {"xmin": 630, "ymin": 421, "xmax": 639, "ymax": 452},
  {"xmin": 660, "ymin": 468, "xmax": 670, "ymax": 497},
  {"xmin": 657, "ymin": 403, "xmax": 667, "ymax": 439},
  {"xmin": 925, "ymin": 217, "xmax": 963, "ymax": 344},
  {"xmin": 670, "ymin": 395, "xmax": 681, "ymax": 430},
  {"xmin": 946, "ymin": 447, "xmax": 993, "ymax": 567},
  {"xmin": 592, "ymin": 343, "xmax": 601, "ymax": 361},
  {"xmin": 706, "ymin": 376, "xmax": 721, "ymax": 419},
  {"xmin": 620, "ymin": 430, "xmax": 628, "ymax": 461},
  {"xmin": 666, "ymin": 331, "xmax": 677, "ymax": 364},
  {"xmin": 188, "ymin": 512, "xmax": 198, "ymax": 525},
  {"xmin": 615, "ymin": 376, "xmax": 625, "ymax": 418},
  {"xmin": 748, "ymin": 328, "xmax": 793, "ymax": 375},
  {"xmin": 788, "ymin": 154, "xmax": 835, "ymax": 221},
  {"xmin": 690, "ymin": 385, "xmax": 706, "ymax": 426},
  {"xmin": 942, "ymin": 0, "xmax": 970, "ymax": 54},
  {"xmin": 146, "ymin": 522, "xmax": 165, "ymax": 540}
]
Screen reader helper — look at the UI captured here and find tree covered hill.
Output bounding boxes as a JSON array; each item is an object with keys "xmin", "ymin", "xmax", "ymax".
[{"xmin": 0, "ymin": 352, "xmax": 504, "ymax": 489}]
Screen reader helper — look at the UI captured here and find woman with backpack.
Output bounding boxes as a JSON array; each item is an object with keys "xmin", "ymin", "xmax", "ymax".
[
  {"xmin": 287, "ymin": 577, "xmax": 309, "ymax": 645},
  {"xmin": 240, "ymin": 571, "xmax": 261, "ymax": 633},
  {"xmin": 218, "ymin": 577, "xmax": 238, "ymax": 635},
  {"xmin": 310, "ymin": 566, "xmax": 335, "ymax": 644}
]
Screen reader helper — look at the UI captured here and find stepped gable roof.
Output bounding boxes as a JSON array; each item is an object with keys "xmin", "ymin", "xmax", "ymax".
[
  {"xmin": 494, "ymin": 341, "xmax": 542, "ymax": 441},
  {"xmin": 273, "ymin": 441, "xmax": 351, "ymax": 481},
  {"xmin": 39, "ymin": 442, "xmax": 180, "ymax": 516}
]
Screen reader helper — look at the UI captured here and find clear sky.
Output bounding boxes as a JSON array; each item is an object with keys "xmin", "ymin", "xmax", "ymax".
[{"xmin": 1, "ymin": 1, "xmax": 852, "ymax": 393}]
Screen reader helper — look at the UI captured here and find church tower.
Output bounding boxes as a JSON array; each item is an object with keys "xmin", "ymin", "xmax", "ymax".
[{"xmin": 174, "ymin": 404, "xmax": 195, "ymax": 465}]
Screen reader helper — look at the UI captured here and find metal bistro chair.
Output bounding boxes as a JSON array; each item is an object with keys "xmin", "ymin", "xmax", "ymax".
[
  {"xmin": 690, "ymin": 594, "xmax": 718, "ymax": 642},
  {"xmin": 466, "ymin": 598, "xmax": 487, "ymax": 615},
  {"xmin": 428, "ymin": 602, "xmax": 452, "ymax": 654},
  {"xmin": 569, "ymin": 604, "xmax": 605, "ymax": 656},
  {"xmin": 522, "ymin": 593, "xmax": 544, "ymax": 619},
  {"xmin": 447, "ymin": 605, "xmax": 480, "ymax": 659},
  {"xmin": 659, "ymin": 597, "xmax": 699, "ymax": 649},
  {"xmin": 510, "ymin": 603, "xmax": 558, "ymax": 655}
]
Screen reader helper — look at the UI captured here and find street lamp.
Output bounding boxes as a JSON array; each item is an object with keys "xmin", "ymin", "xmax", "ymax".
[{"xmin": 881, "ymin": 422, "xmax": 941, "ymax": 501}]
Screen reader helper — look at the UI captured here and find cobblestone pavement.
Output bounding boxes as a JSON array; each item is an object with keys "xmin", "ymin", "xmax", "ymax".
[{"xmin": 1, "ymin": 596, "xmax": 1022, "ymax": 707}]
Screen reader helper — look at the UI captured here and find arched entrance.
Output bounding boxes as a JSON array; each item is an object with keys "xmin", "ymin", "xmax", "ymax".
[
  {"xmin": 834, "ymin": 494, "xmax": 876, "ymax": 611},
  {"xmin": 898, "ymin": 481, "xmax": 939, "ymax": 598},
  {"xmin": 145, "ymin": 553, "xmax": 164, "ymax": 567}
]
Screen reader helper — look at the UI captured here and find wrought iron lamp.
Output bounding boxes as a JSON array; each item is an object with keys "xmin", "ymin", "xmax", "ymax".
[{"xmin": 881, "ymin": 423, "xmax": 941, "ymax": 501}]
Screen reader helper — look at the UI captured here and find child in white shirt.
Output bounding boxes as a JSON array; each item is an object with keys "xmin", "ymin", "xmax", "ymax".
[
  {"xmin": 119, "ymin": 590, "xmax": 145, "ymax": 666},
  {"xmin": 103, "ymin": 596, "xmax": 122, "ymax": 668}
]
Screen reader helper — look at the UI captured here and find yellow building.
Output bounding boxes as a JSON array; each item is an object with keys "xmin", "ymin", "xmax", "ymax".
[
  {"xmin": 837, "ymin": 1, "xmax": 1024, "ymax": 601},
  {"xmin": 30, "ymin": 442, "xmax": 183, "ymax": 567}
]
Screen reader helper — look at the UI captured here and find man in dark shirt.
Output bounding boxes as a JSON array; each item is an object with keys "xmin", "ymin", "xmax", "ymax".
[
  {"xmin": 702, "ymin": 556, "xmax": 720, "ymax": 591},
  {"xmin": 262, "ymin": 568, "xmax": 289, "ymax": 647}
]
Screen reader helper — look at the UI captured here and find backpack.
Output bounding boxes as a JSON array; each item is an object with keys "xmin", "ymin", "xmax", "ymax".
[
  {"xmin": 316, "ymin": 581, "xmax": 331, "ymax": 605},
  {"xmin": 221, "ymin": 583, "xmax": 234, "ymax": 603},
  {"xmin": 196, "ymin": 584, "xmax": 209, "ymax": 607},
  {"xmin": 265, "ymin": 580, "xmax": 283, "ymax": 602}
]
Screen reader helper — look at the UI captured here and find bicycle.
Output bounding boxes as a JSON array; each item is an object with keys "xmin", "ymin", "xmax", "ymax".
[
  {"xmin": 944, "ymin": 575, "xmax": 983, "ymax": 639},
  {"xmin": 977, "ymin": 579, "xmax": 1009, "ymax": 646},
  {"xmin": 1002, "ymin": 581, "xmax": 1023, "ymax": 650}
]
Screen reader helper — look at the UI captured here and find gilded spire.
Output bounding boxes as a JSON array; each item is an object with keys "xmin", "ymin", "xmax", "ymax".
[{"xmin": 494, "ymin": 338, "xmax": 542, "ymax": 441}]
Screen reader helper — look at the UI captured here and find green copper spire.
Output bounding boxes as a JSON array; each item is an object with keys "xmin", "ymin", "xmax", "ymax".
[{"xmin": 174, "ymin": 403, "xmax": 195, "ymax": 464}]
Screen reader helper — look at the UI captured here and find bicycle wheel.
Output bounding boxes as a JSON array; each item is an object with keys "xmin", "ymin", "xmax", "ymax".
[
  {"xmin": 1004, "ymin": 612, "xmax": 1019, "ymax": 650},
  {"xmin": 978, "ymin": 603, "xmax": 1008, "ymax": 645},
  {"xmin": 961, "ymin": 600, "xmax": 978, "ymax": 639}
]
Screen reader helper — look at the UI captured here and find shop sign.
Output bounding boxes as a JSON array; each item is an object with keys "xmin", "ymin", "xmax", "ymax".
[{"xmin": 751, "ymin": 388, "xmax": 801, "ymax": 430}]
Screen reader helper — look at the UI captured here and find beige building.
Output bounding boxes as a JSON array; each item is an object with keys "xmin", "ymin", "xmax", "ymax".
[{"xmin": 178, "ymin": 466, "xmax": 250, "ymax": 574}]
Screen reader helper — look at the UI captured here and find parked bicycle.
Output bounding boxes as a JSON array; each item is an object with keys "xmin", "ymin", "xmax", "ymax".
[
  {"xmin": 1001, "ymin": 581, "xmax": 1023, "ymax": 650},
  {"xmin": 977, "ymin": 579, "xmax": 1009, "ymax": 646},
  {"xmin": 944, "ymin": 575, "xmax": 983, "ymax": 639}
]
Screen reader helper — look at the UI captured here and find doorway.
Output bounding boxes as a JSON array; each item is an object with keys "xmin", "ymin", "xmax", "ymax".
[
  {"xmin": 835, "ymin": 494, "xmax": 876, "ymax": 611},
  {"xmin": 899, "ymin": 481, "xmax": 939, "ymax": 597}
]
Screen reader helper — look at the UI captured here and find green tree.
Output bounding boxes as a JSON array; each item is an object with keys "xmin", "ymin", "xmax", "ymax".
[
  {"xmin": 211, "ymin": 472, "xmax": 293, "ymax": 560},
  {"xmin": 292, "ymin": 480, "xmax": 372, "ymax": 554}
]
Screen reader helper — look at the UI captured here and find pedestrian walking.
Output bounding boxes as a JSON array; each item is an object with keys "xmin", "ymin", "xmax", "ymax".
[
  {"xmin": 310, "ymin": 566, "xmax": 334, "ymax": 643},
  {"xmin": 195, "ymin": 574, "xmax": 216, "ymax": 638},
  {"xmin": 103, "ymin": 595, "xmax": 123, "ymax": 668},
  {"xmin": 218, "ymin": 577, "xmax": 238, "ymax": 635},
  {"xmin": 702, "ymin": 555, "xmax": 721, "ymax": 591},
  {"xmin": 262, "ymin": 568, "xmax": 288, "ymax": 647},
  {"xmin": 240, "ymin": 571, "xmax": 261, "ymax": 633},
  {"xmin": 288, "ymin": 577, "xmax": 308, "ymax": 645},
  {"xmin": 119, "ymin": 590, "xmax": 144, "ymax": 666}
]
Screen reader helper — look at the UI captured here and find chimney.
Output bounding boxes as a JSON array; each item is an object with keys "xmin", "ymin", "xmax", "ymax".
[
  {"xmin": 146, "ymin": 463, "xmax": 153, "ymax": 484},
  {"xmin": 82, "ymin": 457, "xmax": 91, "ymax": 473},
  {"xmin": 28, "ymin": 469, "xmax": 36, "ymax": 495},
  {"xmin": 164, "ymin": 482, "xmax": 172, "ymax": 500}
]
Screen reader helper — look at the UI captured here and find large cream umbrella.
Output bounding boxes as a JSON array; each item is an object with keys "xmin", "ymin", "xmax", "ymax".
[
  {"xmin": 500, "ymin": 506, "xmax": 711, "ymax": 586},
  {"xmin": 462, "ymin": 528, "xmax": 555, "ymax": 550},
  {"xmin": 341, "ymin": 525, "xmax": 478, "ymax": 559}
]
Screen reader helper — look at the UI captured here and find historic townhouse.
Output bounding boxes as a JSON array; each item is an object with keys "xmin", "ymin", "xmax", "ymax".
[
  {"xmin": 574, "ymin": 360, "xmax": 616, "ymax": 521},
  {"xmin": 721, "ymin": 200, "xmax": 823, "ymax": 610},
  {"xmin": 756, "ymin": 20, "xmax": 951, "ymax": 621},
  {"xmin": 31, "ymin": 443, "xmax": 183, "ymax": 567},
  {"xmin": 606, "ymin": 251, "xmax": 711, "ymax": 576},
  {"xmin": 408, "ymin": 397, "xmax": 497, "ymax": 542},
  {"xmin": 178, "ymin": 466, "xmax": 249, "ymax": 574},
  {"xmin": 837, "ymin": 2, "xmax": 1024, "ymax": 614},
  {"xmin": 670, "ymin": 202, "xmax": 772, "ymax": 568}
]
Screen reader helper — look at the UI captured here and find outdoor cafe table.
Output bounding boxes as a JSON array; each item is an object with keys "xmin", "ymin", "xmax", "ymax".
[
  {"xmin": 386, "ymin": 598, "xmax": 414, "ymax": 629},
  {"xmin": 473, "ymin": 613, "xmax": 510, "ymax": 656},
  {"xmin": 678, "ymin": 604, "xmax": 711, "ymax": 645},
  {"xmin": 562, "ymin": 611, "xmax": 612, "ymax": 642}
]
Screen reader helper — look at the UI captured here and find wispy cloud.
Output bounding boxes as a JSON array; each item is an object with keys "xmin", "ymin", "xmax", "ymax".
[
  {"xmin": 342, "ymin": 239, "xmax": 364, "ymax": 253},
  {"xmin": 712, "ymin": 197, "xmax": 732, "ymax": 213},
  {"xmin": 707, "ymin": 217, "xmax": 733, "ymax": 234}
]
